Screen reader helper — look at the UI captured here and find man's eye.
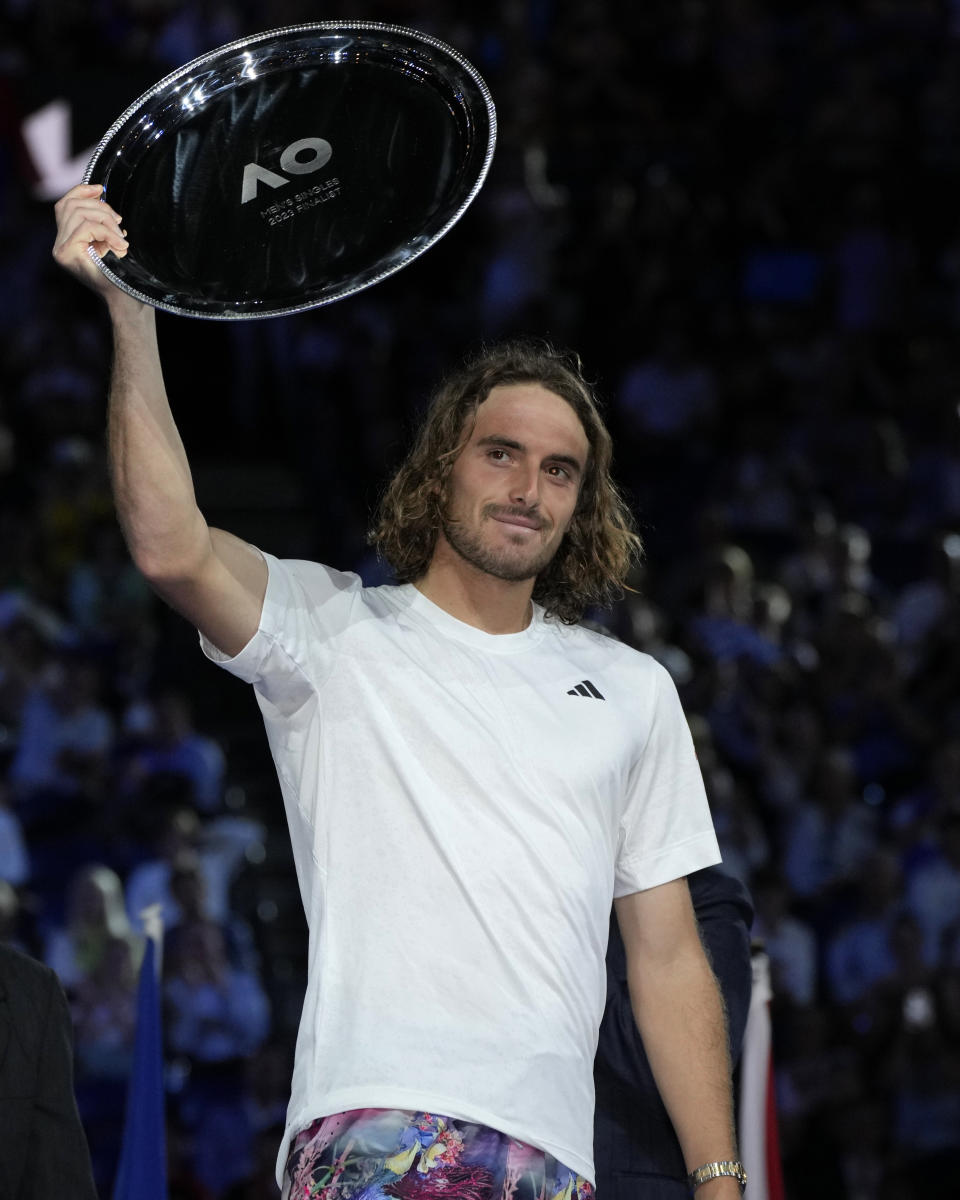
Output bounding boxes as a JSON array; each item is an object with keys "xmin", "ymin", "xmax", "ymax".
[
  {"xmin": 547, "ymin": 465, "xmax": 570, "ymax": 479},
  {"xmin": 488, "ymin": 448, "xmax": 510, "ymax": 461}
]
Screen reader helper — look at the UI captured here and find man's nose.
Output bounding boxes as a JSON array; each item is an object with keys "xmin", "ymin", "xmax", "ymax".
[{"xmin": 510, "ymin": 465, "xmax": 540, "ymax": 508}]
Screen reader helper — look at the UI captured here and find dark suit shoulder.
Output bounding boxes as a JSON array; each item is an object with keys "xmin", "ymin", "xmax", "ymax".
[
  {"xmin": 0, "ymin": 944, "xmax": 60, "ymax": 991},
  {"xmin": 0, "ymin": 945, "xmax": 63, "ymax": 1042}
]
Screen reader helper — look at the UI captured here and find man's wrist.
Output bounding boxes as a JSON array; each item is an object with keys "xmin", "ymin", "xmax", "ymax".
[
  {"xmin": 687, "ymin": 1160, "xmax": 746, "ymax": 1196},
  {"xmin": 106, "ymin": 287, "xmax": 151, "ymax": 322},
  {"xmin": 690, "ymin": 1177, "xmax": 744, "ymax": 1199}
]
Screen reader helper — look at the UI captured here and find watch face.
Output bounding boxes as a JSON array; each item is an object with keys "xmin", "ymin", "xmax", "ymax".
[{"xmin": 83, "ymin": 22, "xmax": 496, "ymax": 319}]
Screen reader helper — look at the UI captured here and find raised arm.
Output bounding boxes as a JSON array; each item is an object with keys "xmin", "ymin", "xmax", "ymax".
[
  {"xmin": 614, "ymin": 876, "xmax": 743, "ymax": 1200},
  {"xmin": 52, "ymin": 183, "xmax": 266, "ymax": 656}
]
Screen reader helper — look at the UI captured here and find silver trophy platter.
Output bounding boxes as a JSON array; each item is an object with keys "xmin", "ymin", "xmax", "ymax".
[{"xmin": 83, "ymin": 22, "xmax": 496, "ymax": 319}]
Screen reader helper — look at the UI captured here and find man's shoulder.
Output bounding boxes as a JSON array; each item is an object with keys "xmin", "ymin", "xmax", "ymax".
[
  {"xmin": 271, "ymin": 555, "xmax": 363, "ymax": 594},
  {"xmin": 271, "ymin": 555, "xmax": 403, "ymax": 603},
  {"xmin": 265, "ymin": 556, "xmax": 413, "ymax": 632}
]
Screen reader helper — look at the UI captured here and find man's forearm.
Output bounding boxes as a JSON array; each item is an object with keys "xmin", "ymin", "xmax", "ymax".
[
  {"xmin": 106, "ymin": 295, "xmax": 210, "ymax": 580},
  {"xmin": 53, "ymin": 184, "xmax": 267, "ymax": 652},
  {"xmin": 628, "ymin": 945, "xmax": 741, "ymax": 1197}
]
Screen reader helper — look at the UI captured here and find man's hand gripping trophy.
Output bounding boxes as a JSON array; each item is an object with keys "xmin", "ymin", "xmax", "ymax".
[{"xmin": 52, "ymin": 184, "xmax": 129, "ymax": 301}]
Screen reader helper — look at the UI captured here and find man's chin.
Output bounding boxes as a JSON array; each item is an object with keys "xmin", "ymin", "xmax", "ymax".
[
  {"xmin": 442, "ymin": 520, "xmax": 560, "ymax": 582},
  {"xmin": 459, "ymin": 549, "xmax": 542, "ymax": 584},
  {"xmin": 482, "ymin": 546, "xmax": 558, "ymax": 583}
]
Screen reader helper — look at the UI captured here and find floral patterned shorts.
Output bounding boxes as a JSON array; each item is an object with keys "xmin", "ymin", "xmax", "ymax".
[{"xmin": 281, "ymin": 1109, "xmax": 595, "ymax": 1200}]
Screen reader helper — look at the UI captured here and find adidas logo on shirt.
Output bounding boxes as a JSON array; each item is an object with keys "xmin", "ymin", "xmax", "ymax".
[{"xmin": 566, "ymin": 680, "xmax": 605, "ymax": 699}]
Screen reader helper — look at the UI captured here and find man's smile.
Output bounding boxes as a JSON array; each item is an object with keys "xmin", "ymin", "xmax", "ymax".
[{"xmin": 486, "ymin": 505, "xmax": 546, "ymax": 532}]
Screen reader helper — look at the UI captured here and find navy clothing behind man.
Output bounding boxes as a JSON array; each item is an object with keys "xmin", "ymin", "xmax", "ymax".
[{"xmin": 596, "ymin": 867, "xmax": 754, "ymax": 1198}]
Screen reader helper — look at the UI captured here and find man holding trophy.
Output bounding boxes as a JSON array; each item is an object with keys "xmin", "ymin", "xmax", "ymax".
[{"xmin": 51, "ymin": 28, "xmax": 745, "ymax": 1193}]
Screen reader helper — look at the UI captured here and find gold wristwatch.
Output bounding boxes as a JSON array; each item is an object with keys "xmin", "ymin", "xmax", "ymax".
[{"xmin": 687, "ymin": 1160, "xmax": 747, "ymax": 1193}]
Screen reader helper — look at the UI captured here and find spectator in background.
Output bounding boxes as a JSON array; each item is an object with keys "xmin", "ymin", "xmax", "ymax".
[
  {"xmin": 774, "ymin": 1004, "xmax": 863, "ymax": 1173},
  {"xmin": 617, "ymin": 322, "xmax": 717, "ymax": 443},
  {"xmin": 890, "ymin": 737, "xmax": 960, "ymax": 872},
  {"xmin": 122, "ymin": 689, "xmax": 226, "ymax": 813},
  {"xmin": 43, "ymin": 863, "xmax": 139, "ymax": 993},
  {"xmin": 883, "ymin": 912, "xmax": 936, "ymax": 1021},
  {"xmin": 779, "ymin": 509, "xmax": 843, "ymax": 608},
  {"xmin": 242, "ymin": 1040, "xmax": 294, "ymax": 1141},
  {"xmin": 165, "ymin": 849, "xmax": 259, "ymax": 973},
  {"xmin": 621, "ymin": 593, "xmax": 694, "ymax": 686},
  {"xmin": 150, "ymin": 0, "xmax": 243, "ymax": 69},
  {"xmin": 759, "ymin": 700, "xmax": 825, "ymax": 816},
  {"xmin": 892, "ymin": 532, "xmax": 960, "ymax": 656},
  {"xmin": 35, "ymin": 437, "xmax": 112, "ymax": 587},
  {"xmin": 829, "ymin": 1096, "xmax": 889, "ymax": 1200},
  {"xmin": 690, "ymin": 545, "xmax": 782, "ymax": 669},
  {"xmin": 125, "ymin": 800, "xmax": 264, "ymax": 930},
  {"xmin": 906, "ymin": 808, "xmax": 960, "ymax": 966},
  {"xmin": 824, "ymin": 850, "xmax": 905, "ymax": 1007},
  {"xmin": 66, "ymin": 515, "xmax": 152, "ymax": 644},
  {"xmin": 8, "ymin": 652, "xmax": 113, "ymax": 805},
  {"xmin": 703, "ymin": 762, "xmax": 769, "ymax": 887},
  {"xmin": 751, "ymin": 869, "xmax": 818, "ymax": 1009},
  {"xmin": 0, "ymin": 776, "xmax": 29, "ymax": 886},
  {"xmin": 832, "ymin": 184, "xmax": 906, "ymax": 336},
  {"xmin": 909, "ymin": 579, "xmax": 960, "ymax": 736},
  {"xmin": 164, "ymin": 918, "xmax": 270, "ymax": 1062},
  {"xmin": 0, "ymin": 608, "xmax": 59, "ymax": 739},
  {"xmin": 478, "ymin": 180, "xmax": 556, "ymax": 335},
  {"xmin": 883, "ymin": 983, "xmax": 960, "ymax": 1193},
  {"xmin": 165, "ymin": 918, "xmax": 272, "ymax": 1198},
  {"xmin": 940, "ymin": 924, "xmax": 960, "ymax": 1043},
  {"xmin": 0, "ymin": 878, "xmax": 28, "ymax": 953},
  {"xmin": 723, "ymin": 420, "xmax": 799, "ymax": 535},
  {"xmin": 751, "ymin": 582, "xmax": 794, "ymax": 653},
  {"xmin": 904, "ymin": 403, "xmax": 960, "ymax": 531},
  {"xmin": 71, "ymin": 930, "xmax": 140, "ymax": 1079},
  {"xmin": 782, "ymin": 747, "xmax": 876, "ymax": 905}
]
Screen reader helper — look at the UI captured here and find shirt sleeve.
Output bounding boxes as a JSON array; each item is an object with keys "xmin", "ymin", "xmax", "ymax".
[
  {"xmin": 614, "ymin": 661, "xmax": 721, "ymax": 897},
  {"xmin": 198, "ymin": 552, "xmax": 364, "ymax": 709}
]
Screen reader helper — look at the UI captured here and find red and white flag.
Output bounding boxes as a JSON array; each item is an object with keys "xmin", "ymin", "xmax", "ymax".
[{"xmin": 739, "ymin": 950, "xmax": 785, "ymax": 1200}]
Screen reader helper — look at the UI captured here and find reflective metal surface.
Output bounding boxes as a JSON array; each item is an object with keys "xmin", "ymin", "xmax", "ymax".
[{"xmin": 83, "ymin": 22, "xmax": 496, "ymax": 319}]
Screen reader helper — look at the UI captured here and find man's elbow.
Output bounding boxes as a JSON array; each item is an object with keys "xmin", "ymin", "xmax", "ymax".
[{"xmin": 125, "ymin": 518, "xmax": 212, "ymax": 587}]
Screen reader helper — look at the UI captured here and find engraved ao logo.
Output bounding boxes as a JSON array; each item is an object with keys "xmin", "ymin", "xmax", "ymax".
[{"xmin": 241, "ymin": 137, "xmax": 333, "ymax": 204}]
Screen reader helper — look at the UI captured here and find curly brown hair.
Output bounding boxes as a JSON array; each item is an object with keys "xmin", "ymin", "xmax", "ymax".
[{"xmin": 368, "ymin": 339, "xmax": 643, "ymax": 624}]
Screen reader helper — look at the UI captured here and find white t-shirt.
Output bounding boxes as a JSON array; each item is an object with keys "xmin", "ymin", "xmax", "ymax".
[{"xmin": 201, "ymin": 553, "xmax": 721, "ymax": 1184}]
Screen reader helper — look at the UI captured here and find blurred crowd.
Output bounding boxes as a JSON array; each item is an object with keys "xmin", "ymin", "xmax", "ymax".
[{"xmin": 2, "ymin": 2, "xmax": 960, "ymax": 1198}]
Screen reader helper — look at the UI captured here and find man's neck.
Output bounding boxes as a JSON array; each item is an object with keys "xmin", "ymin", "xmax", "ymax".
[{"xmin": 416, "ymin": 555, "xmax": 535, "ymax": 635}]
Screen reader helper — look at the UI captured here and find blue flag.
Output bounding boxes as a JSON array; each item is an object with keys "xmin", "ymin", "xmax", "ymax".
[{"xmin": 112, "ymin": 931, "xmax": 167, "ymax": 1200}]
